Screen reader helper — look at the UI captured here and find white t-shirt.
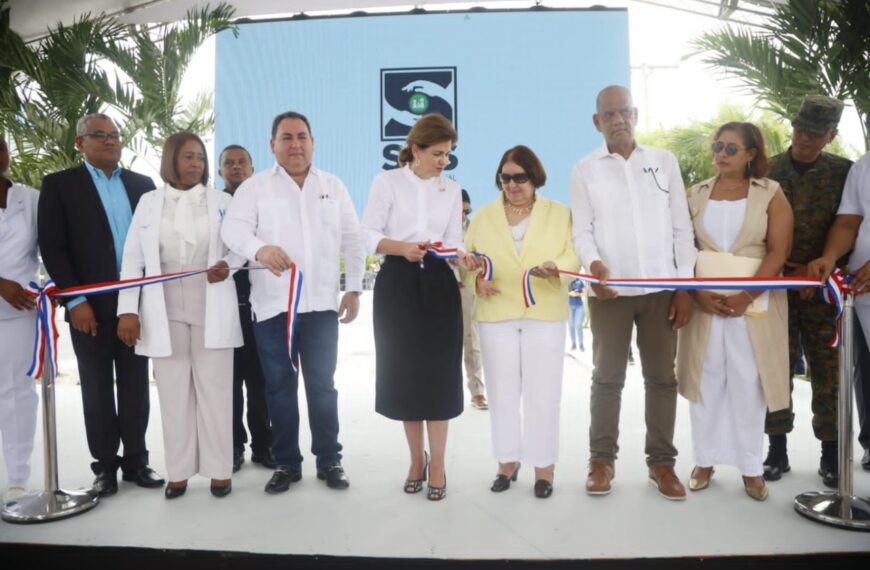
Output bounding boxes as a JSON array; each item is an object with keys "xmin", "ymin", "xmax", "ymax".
[{"xmin": 835, "ymin": 152, "xmax": 869, "ymax": 306}]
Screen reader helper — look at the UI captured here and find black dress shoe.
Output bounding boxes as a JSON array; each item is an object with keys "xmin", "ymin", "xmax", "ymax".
[
  {"xmin": 819, "ymin": 441, "xmax": 838, "ymax": 488},
  {"xmin": 233, "ymin": 449, "xmax": 245, "ymax": 473},
  {"xmin": 534, "ymin": 479, "xmax": 553, "ymax": 499},
  {"xmin": 264, "ymin": 468, "xmax": 302, "ymax": 494},
  {"xmin": 92, "ymin": 471, "xmax": 118, "ymax": 497},
  {"xmin": 122, "ymin": 466, "xmax": 165, "ymax": 488},
  {"xmin": 164, "ymin": 483, "xmax": 187, "ymax": 499},
  {"xmin": 491, "ymin": 463, "xmax": 521, "ymax": 493},
  {"xmin": 211, "ymin": 481, "xmax": 232, "ymax": 498},
  {"xmin": 317, "ymin": 464, "xmax": 350, "ymax": 489},
  {"xmin": 251, "ymin": 452, "xmax": 277, "ymax": 469}
]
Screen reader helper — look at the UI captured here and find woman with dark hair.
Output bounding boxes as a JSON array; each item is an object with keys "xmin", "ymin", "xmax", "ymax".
[
  {"xmin": 676, "ymin": 122, "xmax": 793, "ymax": 501},
  {"xmin": 463, "ymin": 145, "xmax": 578, "ymax": 498},
  {"xmin": 361, "ymin": 114, "xmax": 478, "ymax": 501},
  {"xmin": 117, "ymin": 132, "xmax": 244, "ymax": 499}
]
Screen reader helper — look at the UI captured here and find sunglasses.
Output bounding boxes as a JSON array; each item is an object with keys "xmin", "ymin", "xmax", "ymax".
[
  {"xmin": 710, "ymin": 141, "xmax": 746, "ymax": 156},
  {"xmin": 499, "ymin": 172, "xmax": 530, "ymax": 185},
  {"xmin": 462, "ymin": 208, "xmax": 472, "ymax": 215}
]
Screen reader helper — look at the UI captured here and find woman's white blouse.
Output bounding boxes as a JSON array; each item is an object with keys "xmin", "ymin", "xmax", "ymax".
[
  {"xmin": 361, "ymin": 165, "xmax": 464, "ymax": 255},
  {"xmin": 159, "ymin": 184, "xmax": 209, "ymax": 268}
]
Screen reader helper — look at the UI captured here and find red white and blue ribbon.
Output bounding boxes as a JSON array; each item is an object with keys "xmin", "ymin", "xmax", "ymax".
[
  {"xmin": 819, "ymin": 268, "xmax": 853, "ymax": 347},
  {"xmin": 520, "ymin": 268, "xmax": 841, "ymax": 309},
  {"xmin": 26, "ymin": 280, "xmax": 59, "ymax": 382},
  {"xmin": 25, "ymin": 265, "xmax": 304, "ymax": 380},
  {"xmin": 472, "ymin": 252, "xmax": 493, "ymax": 281},
  {"xmin": 285, "ymin": 264, "xmax": 303, "ymax": 372}
]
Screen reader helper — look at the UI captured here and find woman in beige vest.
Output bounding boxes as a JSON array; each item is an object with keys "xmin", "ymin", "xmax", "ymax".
[{"xmin": 676, "ymin": 122, "xmax": 793, "ymax": 501}]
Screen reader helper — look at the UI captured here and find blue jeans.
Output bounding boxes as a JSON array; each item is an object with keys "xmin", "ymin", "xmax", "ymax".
[
  {"xmin": 254, "ymin": 311, "xmax": 342, "ymax": 470},
  {"xmin": 568, "ymin": 302, "xmax": 585, "ymax": 349}
]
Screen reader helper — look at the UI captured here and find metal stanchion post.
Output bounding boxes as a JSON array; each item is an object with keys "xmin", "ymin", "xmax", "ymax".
[
  {"xmin": 1, "ymin": 347, "xmax": 99, "ymax": 523},
  {"xmin": 794, "ymin": 295, "xmax": 870, "ymax": 530}
]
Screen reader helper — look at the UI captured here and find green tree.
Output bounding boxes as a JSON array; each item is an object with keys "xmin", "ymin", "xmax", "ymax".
[
  {"xmin": 0, "ymin": 1, "xmax": 236, "ymax": 188},
  {"xmin": 691, "ymin": 0, "xmax": 870, "ymax": 150},
  {"xmin": 637, "ymin": 104, "xmax": 850, "ymax": 188}
]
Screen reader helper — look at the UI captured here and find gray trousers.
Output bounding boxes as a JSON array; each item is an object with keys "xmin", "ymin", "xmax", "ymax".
[{"xmin": 587, "ymin": 291, "xmax": 679, "ymax": 466}]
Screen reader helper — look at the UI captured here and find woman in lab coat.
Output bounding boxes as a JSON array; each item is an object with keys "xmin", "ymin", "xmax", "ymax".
[
  {"xmin": 0, "ymin": 135, "xmax": 40, "ymax": 504},
  {"xmin": 117, "ymin": 132, "xmax": 243, "ymax": 499}
]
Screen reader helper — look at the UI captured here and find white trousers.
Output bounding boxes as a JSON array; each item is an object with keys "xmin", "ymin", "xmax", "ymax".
[
  {"xmin": 690, "ymin": 315, "xmax": 767, "ymax": 476},
  {"xmin": 0, "ymin": 316, "xmax": 39, "ymax": 485},
  {"xmin": 153, "ymin": 322, "xmax": 233, "ymax": 481},
  {"xmin": 479, "ymin": 319, "xmax": 566, "ymax": 467}
]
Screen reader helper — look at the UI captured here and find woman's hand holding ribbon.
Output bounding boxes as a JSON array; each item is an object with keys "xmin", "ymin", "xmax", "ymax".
[
  {"xmin": 529, "ymin": 261, "xmax": 558, "ymax": 279},
  {"xmin": 117, "ymin": 313, "xmax": 141, "ymax": 348},
  {"xmin": 456, "ymin": 252, "xmax": 481, "ymax": 271},
  {"xmin": 404, "ymin": 241, "xmax": 429, "ymax": 263},
  {"xmin": 206, "ymin": 260, "xmax": 230, "ymax": 283}
]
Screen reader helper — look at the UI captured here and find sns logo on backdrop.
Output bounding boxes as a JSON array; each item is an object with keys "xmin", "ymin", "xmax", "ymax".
[{"xmin": 381, "ymin": 67, "xmax": 459, "ymax": 171}]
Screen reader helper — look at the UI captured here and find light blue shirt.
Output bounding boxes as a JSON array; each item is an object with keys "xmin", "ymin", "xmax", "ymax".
[{"xmin": 67, "ymin": 161, "xmax": 134, "ymax": 312}]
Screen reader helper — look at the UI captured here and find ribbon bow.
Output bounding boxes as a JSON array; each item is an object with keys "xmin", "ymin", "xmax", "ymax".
[
  {"xmin": 25, "ymin": 280, "xmax": 60, "ymax": 383},
  {"xmin": 819, "ymin": 268, "xmax": 853, "ymax": 348}
]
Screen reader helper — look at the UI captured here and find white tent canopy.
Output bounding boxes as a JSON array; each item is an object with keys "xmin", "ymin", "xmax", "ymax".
[{"xmin": 8, "ymin": 0, "xmax": 783, "ymax": 41}]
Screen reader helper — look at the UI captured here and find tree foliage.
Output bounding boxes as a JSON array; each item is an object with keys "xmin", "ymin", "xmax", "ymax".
[
  {"xmin": 0, "ymin": 1, "xmax": 236, "ymax": 188},
  {"xmin": 691, "ymin": 0, "xmax": 870, "ymax": 150}
]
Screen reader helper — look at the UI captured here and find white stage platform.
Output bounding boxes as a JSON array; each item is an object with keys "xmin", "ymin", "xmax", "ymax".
[{"xmin": 2, "ymin": 298, "xmax": 869, "ymax": 565}]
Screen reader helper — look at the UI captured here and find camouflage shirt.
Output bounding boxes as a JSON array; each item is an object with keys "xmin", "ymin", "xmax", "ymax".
[{"xmin": 768, "ymin": 149, "xmax": 853, "ymax": 265}]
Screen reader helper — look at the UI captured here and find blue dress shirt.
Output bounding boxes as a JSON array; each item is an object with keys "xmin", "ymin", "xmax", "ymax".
[{"xmin": 67, "ymin": 161, "xmax": 134, "ymax": 311}]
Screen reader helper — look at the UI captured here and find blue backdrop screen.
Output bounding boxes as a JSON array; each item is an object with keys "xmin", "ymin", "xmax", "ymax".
[{"xmin": 215, "ymin": 9, "xmax": 629, "ymax": 212}]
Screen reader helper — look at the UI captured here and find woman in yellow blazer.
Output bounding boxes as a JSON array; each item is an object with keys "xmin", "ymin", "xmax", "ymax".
[{"xmin": 464, "ymin": 145, "xmax": 578, "ymax": 498}]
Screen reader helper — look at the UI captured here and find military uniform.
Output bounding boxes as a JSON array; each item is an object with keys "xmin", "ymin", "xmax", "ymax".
[{"xmin": 764, "ymin": 151, "xmax": 853, "ymax": 441}]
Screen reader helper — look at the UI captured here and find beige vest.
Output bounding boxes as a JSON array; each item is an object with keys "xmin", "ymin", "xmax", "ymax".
[{"xmin": 676, "ymin": 176, "xmax": 790, "ymax": 412}]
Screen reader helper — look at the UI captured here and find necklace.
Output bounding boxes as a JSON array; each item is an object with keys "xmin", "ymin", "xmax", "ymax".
[{"xmin": 504, "ymin": 197, "xmax": 535, "ymax": 216}]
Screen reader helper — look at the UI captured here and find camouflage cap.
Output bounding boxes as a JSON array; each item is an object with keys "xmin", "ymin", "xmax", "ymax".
[{"xmin": 791, "ymin": 95, "xmax": 844, "ymax": 135}]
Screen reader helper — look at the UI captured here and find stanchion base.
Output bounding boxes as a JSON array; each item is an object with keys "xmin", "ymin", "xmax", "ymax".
[
  {"xmin": 1, "ymin": 489, "xmax": 99, "ymax": 524},
  {"xmin": 794, "ymin": 491, "xmax": 870, "ymax": 531}
]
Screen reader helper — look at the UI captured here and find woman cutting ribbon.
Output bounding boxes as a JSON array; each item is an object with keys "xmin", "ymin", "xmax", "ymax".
[
  {"xmin": 361, "ymin": 114, "xmax": 478, "ymax": 501},
  {"xmin": 117, "ymin": 132, "xmax": 244, "ymax": 499},
  {"xmin": 676, "ymin": 122, "xmax": 793, "ymax": 501},
  {"xmin": 463, "ymin": 145, "xmax": 578, "ymax": 498}
]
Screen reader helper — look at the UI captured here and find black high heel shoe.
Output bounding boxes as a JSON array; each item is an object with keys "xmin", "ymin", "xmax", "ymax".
[
  {"xmin": 164, "ymin": 481, "xmax": 187, "ymax": 500},
  {"xmin": 427, "ymin": 472, "xmax": 447, "ymax": 501},
  {"xmin": 404, "ymin": 451, "xmax": 429, "ymax": 494},
  {"xmin": 534, "ymin": 479, "xmax": 553, "ymax": 498},
  {"xmin": 491, "ymin": 463, "xmax": 521, "ymax": 492}
]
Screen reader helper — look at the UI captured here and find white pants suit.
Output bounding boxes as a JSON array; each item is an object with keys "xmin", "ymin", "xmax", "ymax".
[
  {"xmin": 0, "ymin": 315, "xmax": 39, "ymax": 486},
  {"xmin": 479, "ymin": 319, "xmax": 566, "ymax": 467},
  {"xmin": 153, "ymin": 317, "xmax": 233, "ymax": 482},
  {"xmin": 690, "ymin": 199, "xmax": 767, "ymax": 476}
]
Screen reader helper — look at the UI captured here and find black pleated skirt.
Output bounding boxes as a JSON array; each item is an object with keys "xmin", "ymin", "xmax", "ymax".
[{"xmin": 373, "ymin": 254, "xmax": 464, "ymax": 421}]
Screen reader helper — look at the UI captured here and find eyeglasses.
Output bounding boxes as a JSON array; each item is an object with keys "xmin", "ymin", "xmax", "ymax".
[
  {"xmin": 83, "ymin": 131, "xmax": 122, "ymax": 142},
  {"xmin": 499, "ymin": 172, "xmax": 530, "ymax": 185},
  {"xmin": 462, "ymin": 208, "xmax": 472, "ymax": 215},
  {"xmin": 711, "ymin": 141, "xmax": 746, "ymax": 156}
]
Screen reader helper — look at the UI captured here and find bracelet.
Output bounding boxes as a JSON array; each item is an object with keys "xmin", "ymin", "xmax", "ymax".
[{"xmin": 742, "ymin": 290, "xmax": 754, "ymax": 302}]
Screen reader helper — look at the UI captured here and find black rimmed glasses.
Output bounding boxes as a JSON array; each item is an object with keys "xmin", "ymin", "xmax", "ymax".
[
  {"xmin": 711, "ymin": 141, "xmax": 745, "ymax": 156},
  {"xmin": 499, "ymin": 172, "xmax": 530, "ymax": 185},
  {"xmin": 84, "ymin": 131, "xmax": 122, "ymax": 143}
]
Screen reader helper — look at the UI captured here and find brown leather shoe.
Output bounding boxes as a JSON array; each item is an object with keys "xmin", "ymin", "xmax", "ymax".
[
  {"xmin": 648, "ymin": 465, "xmax": 686, "ymax": 501},
  {"xmin": 585, "ymin": 460, "xmax": 614, "ymax": 495}
]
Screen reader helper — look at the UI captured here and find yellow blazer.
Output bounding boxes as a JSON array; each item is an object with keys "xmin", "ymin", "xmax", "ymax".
[{"xmin": 464, "ymin": 196, "xmax": 579, "ymax": 322}]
